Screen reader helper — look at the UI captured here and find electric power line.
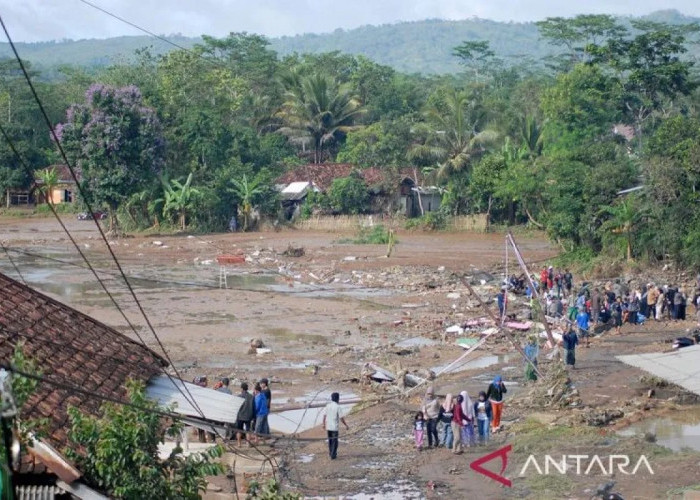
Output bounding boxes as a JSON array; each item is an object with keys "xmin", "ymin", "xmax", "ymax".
[
  {"xmin": 0, "ymin": 242, "xmax": 26, "ymax": 286},
  {"xmin": 0, "ymin": 19, "xmax": 283, "ymax": 469},
  {"xmin": 0, "ymin": 17, "xmax": 209, "ymax": 423}
]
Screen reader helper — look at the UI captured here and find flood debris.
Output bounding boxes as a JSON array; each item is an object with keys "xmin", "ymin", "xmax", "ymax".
[
  {"xmin": 282, "ymin": 244, "xmax": 305, "ymax": 257},
  {"xmin": 248, "ymin": 338, "xmax": 265, "ymax": 354}
]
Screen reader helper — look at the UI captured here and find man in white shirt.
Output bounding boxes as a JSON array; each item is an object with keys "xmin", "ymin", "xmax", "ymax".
[{"xmin": 322, "ymin": 392, "xmax": 349, "ymax": 459}]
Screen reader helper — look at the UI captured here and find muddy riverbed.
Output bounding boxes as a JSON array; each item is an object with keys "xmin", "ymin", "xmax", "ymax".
[{"xmin": 2, "ymin": 215, "xmax": 700, "ymax": 499}]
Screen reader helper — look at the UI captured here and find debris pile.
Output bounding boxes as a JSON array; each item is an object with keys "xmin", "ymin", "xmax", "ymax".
[{"xmin": 515, "ymin": 362, "xmax": 583, "ymax": 409}]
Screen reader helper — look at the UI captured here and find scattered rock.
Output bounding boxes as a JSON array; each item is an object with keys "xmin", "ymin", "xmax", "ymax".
[{"xmin": 152, "ymin": 240, "xmax": 163, "ymax": 246}]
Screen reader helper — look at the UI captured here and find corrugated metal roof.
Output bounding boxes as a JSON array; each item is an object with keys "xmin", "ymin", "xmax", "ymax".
[
  {"xmin": 145, "ymin": 375, "xmax": 243, "ymax": 423},
  {"xmin": 16, "ymin": 485, "xmax": 65, "ymax": 500},
  {"xmin": 617, "ymin": 345, "xmax": 700, "ymax": 396}
]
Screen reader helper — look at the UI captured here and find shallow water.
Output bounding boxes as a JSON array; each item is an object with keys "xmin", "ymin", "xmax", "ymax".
[
  {"xmin": 617, "ymin": 409, "xmax": 700, "ymax": 452},
  {"xmin": 432, "ymin": 353, "xmax": 518, "ymax": 375}
]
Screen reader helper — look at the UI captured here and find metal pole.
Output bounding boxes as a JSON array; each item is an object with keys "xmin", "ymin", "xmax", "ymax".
[
  {"xmin": 460, "ymin": 277, "xmax": 543, "ymax": 379},
  {"xmin": 506, "ymin": 232, "xmax": 557, "ymax": 347}
]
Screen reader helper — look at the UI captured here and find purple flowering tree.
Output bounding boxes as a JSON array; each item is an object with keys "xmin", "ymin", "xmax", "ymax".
[{"xmin": 57, "ymin": 84, "xmax": 164, "ymax": 233}]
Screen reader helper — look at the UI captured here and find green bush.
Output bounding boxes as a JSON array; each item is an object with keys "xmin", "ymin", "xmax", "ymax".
[
  {"xmin": 404, "ymin": 210, "xmax": 448, "ymax": 231},
  {"xmin": 338, "ymin": 224, "xmax": 396, "ymax": 244},
  {"xmin": 327, "ymin": 174, "xmax": 369, "ymax": 215},
  {"xmin": 35, "ymin": 203, "xmax": 80, "ymax": 214}
]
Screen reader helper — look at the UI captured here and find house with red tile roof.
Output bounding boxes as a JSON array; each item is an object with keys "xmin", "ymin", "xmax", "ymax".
[
  {"xmin": 0, "ymin": 272, "xmax": 242, "ymax": 497},
  {"xmin": 276, "ymin": 164, "xmax": 441, "ymax": 218}
]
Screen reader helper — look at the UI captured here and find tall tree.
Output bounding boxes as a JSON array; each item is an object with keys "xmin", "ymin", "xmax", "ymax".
[
  {"xmin": 590, "ymin": 21, "xmax": 698, "ymax": 150},
  {"xmin": 277, "ymin": 72, "xmax": 364, "ymax": 163},
  {"xmin": 410, "ymin": 88, "xmax": 498, "ymax": 180},
  {"xmin": 536, "ymin": 14, "xmax": 627, "ymax": 69},
  {"xmin": 56, "ymin": 84, "xmax": 165, "ymax": 233}
]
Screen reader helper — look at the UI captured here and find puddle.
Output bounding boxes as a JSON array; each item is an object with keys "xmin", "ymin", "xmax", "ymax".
[
  {"xmin": 432, "ymin": 353, "xmax": 518, "ymax": 375},
  {"xmin": 618, "ymin": 410, "xmax": 700, "ymax": 452},
  {"xmin": 342, "ymin": 480, "xmax": 423, "ymax": 500},
  {"xmin": 295, "ymin": 454, "xmax": 315, "ymax": 464},
  {"xmin": 395, "ymin": 337, "xmax": 438, "ymax": 348}
]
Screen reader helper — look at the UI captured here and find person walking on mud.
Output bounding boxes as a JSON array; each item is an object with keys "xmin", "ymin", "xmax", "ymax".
[
  {"xmin": 422, "ymin": 386, "xmax": 440, "ymax": 448},
  {"xmin": 562, "ymin": 326, "xmax": 579, "ymax": 368},
  {"xmin": 322, "ymin": 392, "xmax": 349, "ymax": 460},
  {"xmin": 438, "ymin": 393, "xmax": 454, "ymax": 449},
  {"xmin": 413, "ymin": 412, "xmax": 425, "ymax": 451},
  {"xmin": 474, "ymin": 391, "xmax": 492, "ymax": 445},
  {"xmin": 460, "ymin": 390, "xmax": 475, "ymax": 447},
  {"xmin": 576, "ymin": 307, "xmax": 591, "ymax": 347},
  {"xmin": 485, "ymin": 375, "xmax": 507, "ymax": 432}
]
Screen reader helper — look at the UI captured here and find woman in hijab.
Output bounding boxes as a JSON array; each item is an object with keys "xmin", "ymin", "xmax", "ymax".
[
  {"xmin": 460, "ymin": 390, "xmax": 475, "ymax": 447},
  {"xmin": 485, "ymin": 375, "xmax": 507, "ymax": 432},
  {"xmin": 438, "ymin": 393, "xmax": 455, "ymax": 449}
]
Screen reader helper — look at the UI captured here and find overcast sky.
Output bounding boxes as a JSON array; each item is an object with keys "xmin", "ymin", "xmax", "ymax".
[{"xmin": 1, "ymin": 0, "xmax": 699, "ymax": 42}]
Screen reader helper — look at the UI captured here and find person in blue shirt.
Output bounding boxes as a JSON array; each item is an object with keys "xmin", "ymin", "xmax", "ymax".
[
  {"xmin": 252, "ymin": 382, "xmax": 270, "ymax": 442},
  {"xmin": 576, "ymin": 308, "xmax": 590, "ymax": 347},
  {"xmin": 496, "ymin": 288, "xmax": 506, "ymax": 317}
]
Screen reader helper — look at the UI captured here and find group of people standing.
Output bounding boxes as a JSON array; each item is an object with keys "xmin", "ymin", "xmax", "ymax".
[
  {"xmin": 414, "ymin": 377, "xmax": 507, "ymax": 453},
  {"xmin": 234, "ymin": 378, "xmax": 271, "ymax": 446}
]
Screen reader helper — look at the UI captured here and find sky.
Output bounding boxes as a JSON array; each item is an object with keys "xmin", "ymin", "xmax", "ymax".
[{"xmin": 1, "ymin": 0, "xmax": 699, "ymax": 43}]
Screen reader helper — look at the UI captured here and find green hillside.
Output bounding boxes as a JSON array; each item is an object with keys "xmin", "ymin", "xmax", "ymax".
[{"xmin": 0, "ymin": 9, "xmax": 698, "ymax": 74}]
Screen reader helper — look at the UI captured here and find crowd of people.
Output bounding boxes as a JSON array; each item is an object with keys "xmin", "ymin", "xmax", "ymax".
[
  {"xmin": 413, "ymin": 377, "xmax": 507, "ymax": 453},
  {"xmin": 190, "ymin": 376, "xmax": 272, "ymax": 445}
]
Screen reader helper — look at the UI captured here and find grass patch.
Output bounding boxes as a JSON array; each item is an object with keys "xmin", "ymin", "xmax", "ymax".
[
  {"xmin": 510, "ymin": 418, "xmax": 600, "ymax": 454},
  {"xmin": 667, "ymin": 483, "xmax": 700, "ymax": 497},
  {"xmin": 524, "ymin": 474, "xmax": 574, "ymax": 499},
  {"xmin": 337, "ymin": 224, "xmax": 396, "ymax": 245},
  {"xmin": 550, "ymin": 247, "xmax": 596, "ymax": 274},
  {"xmin": 404, "ymin": 211, "xmax": 447, "ymax": 231}
]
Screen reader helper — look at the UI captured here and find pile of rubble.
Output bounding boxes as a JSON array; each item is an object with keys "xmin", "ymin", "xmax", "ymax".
[{"xmin": 515, "ymin": 361, "xmax": 583, "ymax": 409}]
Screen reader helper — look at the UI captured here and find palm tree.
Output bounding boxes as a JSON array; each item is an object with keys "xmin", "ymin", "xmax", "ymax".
[
  {"xmin": 600, "ymin": 195, "xmax": 648, "ymax": 261},
  {"xmin": 277, "ymin": 72, "xmax": 365, "ymax": 163},
  {"xmin": 519, "ymin": 114, "xmax": 546, "ymax": 159},
  {"xmin": 228, "ymin": 174, "xmax": 265, "ymax": 231},
  {"xmin": 410, "ymin": 89, "xmax": 498, "ymax": 180},
  {"xmin": 160, "ymin": 173, "xmax": 200, "ymax": 231},
  {"xmin": 36, "ymin": 167, "xmax": 59, "ymax": 206}
]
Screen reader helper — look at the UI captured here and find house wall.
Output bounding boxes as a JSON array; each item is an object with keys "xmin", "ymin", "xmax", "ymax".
[
  {"xmin": 46, "ymin": 185, "xmax": 73, "ymax": 204},
  {"xmin": 294, "ymin": 214, "xmax": 488, "ymax": 232}
]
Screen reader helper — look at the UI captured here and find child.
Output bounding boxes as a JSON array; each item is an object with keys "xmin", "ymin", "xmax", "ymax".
[
  {"xmin": 474, "ymin": 391, "xmax": 492, "ymax": 445},
  {"xmin": 414, "ymin": 412, "xmax": 425, "ymax": 451}
]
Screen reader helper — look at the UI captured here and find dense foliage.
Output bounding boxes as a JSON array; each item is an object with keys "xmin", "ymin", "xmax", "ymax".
[
  {"xmin": 2, "ymin": 13, "xmax": 700, "ymax": 267},
  {"xmin": 67, "ymin": 380, "xmax": 224, "ymax": 499}
]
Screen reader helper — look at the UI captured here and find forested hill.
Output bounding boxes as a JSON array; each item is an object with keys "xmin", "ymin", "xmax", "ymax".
[{"xmin": 1, "ymin": 9, "xmax": 698, "ymax": 74}]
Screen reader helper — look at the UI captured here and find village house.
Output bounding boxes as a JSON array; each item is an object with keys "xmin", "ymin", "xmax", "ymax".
[
  {"xmin": 0, "ymin": 272, "xmax": 242, "ymax": 498},
  {"xmin": 276, "ymin": 163, "xmax": 442, "ymax": 219},
  {"xmin": 34, "ymin": 165, "xmax": 78, "ymax": 205}
]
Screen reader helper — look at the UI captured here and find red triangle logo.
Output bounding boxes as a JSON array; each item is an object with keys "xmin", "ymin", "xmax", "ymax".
[{"xmin": 469, "ymin": 444, "xmax": 512, "ymax": 487}]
